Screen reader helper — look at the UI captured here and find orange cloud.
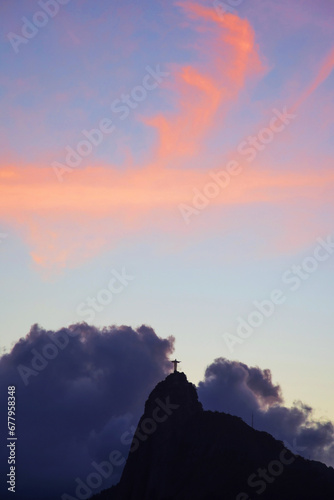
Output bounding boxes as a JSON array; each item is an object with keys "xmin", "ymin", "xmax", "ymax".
[
  {"xmin": 145, "ymin": 3, "xmax": 265, "ymax": 162},
  {"xmin": 177, "ymin": 1, "xmax": 264, "ymax": 83},
  {"xmin": 292, "ymin": 46, "xmax": 334, "ymax": 112},
  {"xmin": 2, "ymin": 5, "xmax": 332, "ymax": 273},
  {"xmin": 1, "ymin": 162, "xmax": 334, "ymax": 271},
  {"xmin": 3, "ymin": 163, "xmax": 333, "ymax": 214},
  {"xmin": 145, "ymin": 66, "xmax": 222, "ymax": 159}
]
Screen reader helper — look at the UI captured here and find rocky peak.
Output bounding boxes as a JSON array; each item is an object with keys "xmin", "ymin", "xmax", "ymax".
[{"xmin": 143, "ymin": 371, "xmax": 203, "ymax": 418}]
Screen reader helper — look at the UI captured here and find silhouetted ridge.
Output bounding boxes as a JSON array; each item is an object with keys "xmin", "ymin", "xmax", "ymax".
[{"xmin": 92, "ymin": 372, "xmax": 334, "ymax": 500}]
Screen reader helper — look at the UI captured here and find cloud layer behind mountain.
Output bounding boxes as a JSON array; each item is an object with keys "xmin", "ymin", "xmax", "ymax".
[{"xmin": 0, "ymin": 325, "xmax": 333, "ymax": 500}]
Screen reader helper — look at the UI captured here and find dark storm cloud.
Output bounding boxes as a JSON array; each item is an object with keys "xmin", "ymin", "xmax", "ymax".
[
  {"xmin": 198, "ymin": 358, "xmax": 334, "ymax": 466},
  {"xmin": 0, "ymin": 323, "xmax": 174, "ymax": 500}
]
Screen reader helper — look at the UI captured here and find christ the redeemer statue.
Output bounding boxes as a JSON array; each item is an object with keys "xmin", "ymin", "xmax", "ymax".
[{"xmin": 171, "ymin": 359, "xmax": 181, "ymax": 373}]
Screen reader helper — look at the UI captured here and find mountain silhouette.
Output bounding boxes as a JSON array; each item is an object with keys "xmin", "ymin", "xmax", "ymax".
[{"xmin": 92, "ymin": 371, "xmax": 334, "ymax": 499}]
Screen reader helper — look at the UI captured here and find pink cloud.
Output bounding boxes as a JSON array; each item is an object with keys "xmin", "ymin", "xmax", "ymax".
[
  {"xmin": 292, "ymin": 46, "xmax": 334, "ymax": 112},
  {"xmin": 145, "ymin": 3, "xmax": 265, "ymax": 162},
  {"xmin": 2, "ymin": 3, "xmax": 333, "ymax": 273},
  {"xmin": 1, "ymin": 161, "xmax": 334, "ymax": 272}
]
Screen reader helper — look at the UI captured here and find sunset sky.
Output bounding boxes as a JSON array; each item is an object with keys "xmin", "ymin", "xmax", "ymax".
[{"xmin": 1, "ymin": 0, "xmax": 334, "ymax": 421}]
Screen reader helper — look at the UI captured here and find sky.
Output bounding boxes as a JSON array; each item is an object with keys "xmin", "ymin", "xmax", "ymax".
[{"xmin": 0, "ymin": 0, "xmax": 334, "ymax": 487}]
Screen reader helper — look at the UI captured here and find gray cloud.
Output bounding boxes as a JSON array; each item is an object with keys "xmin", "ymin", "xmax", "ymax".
[
  {"xmin": 198, "ymin": 357, "xmax": 334, "ymax": 466},
  {"xmin": 0, "ymin": 323, "xmax": 174, "ymax": 500}
]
